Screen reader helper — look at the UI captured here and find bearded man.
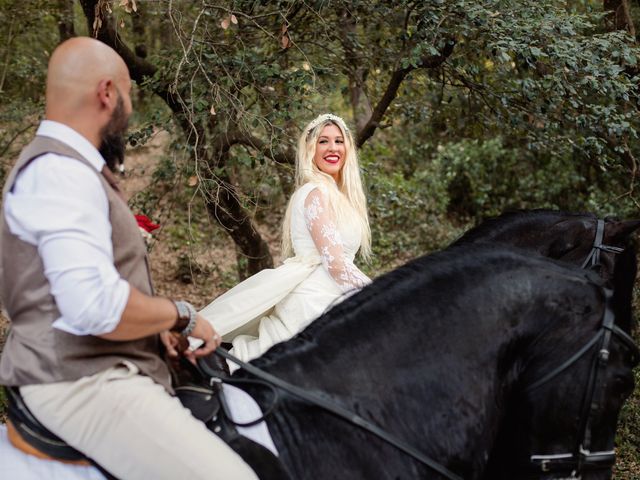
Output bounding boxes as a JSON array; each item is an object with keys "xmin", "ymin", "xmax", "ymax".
[{"xmin": 0, "ymin": 37, "xmax": 258, "ymax": 479}]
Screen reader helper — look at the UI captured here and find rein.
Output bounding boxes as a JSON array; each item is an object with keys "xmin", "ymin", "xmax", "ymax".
[{"xmin": 199, "ymin": 349, "xmax": 463, "ymax": 480}]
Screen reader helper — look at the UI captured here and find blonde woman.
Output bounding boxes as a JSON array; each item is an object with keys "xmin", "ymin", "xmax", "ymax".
[{"xmin": 199, "ymin": 113, "xmax": 371, "ymax": 370}]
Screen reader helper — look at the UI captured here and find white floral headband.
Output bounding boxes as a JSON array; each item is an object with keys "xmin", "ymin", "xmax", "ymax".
[{"xmin": 305, "ymin": 113, "xmax": 349, "ymax": 137}]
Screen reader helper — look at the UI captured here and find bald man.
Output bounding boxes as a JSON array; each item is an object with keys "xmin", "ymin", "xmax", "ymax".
[{"xmin": 0, "ymin": 37, "xmax": 258, "ymax": 479}]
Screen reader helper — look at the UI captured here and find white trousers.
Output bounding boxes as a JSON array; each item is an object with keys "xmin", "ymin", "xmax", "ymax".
[{"xmin": 20, "ymin": 362, "xmax": 259, "ymax": 480}]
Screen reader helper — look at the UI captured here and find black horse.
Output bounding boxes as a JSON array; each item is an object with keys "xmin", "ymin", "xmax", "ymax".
[{"xmin": 232, "ymin": 245, "xmax": 638, "ymax": 479}]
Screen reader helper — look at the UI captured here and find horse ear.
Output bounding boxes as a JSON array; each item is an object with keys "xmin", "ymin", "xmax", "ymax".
[{"xmin": 607, "ymin": 219, "xmax": 640, "ymax": 243}]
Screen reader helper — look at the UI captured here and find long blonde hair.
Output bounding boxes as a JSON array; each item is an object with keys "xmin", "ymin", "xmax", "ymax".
[{"xmin": 281, "ymin": 113, "xmax": 371, "ymax": 260}]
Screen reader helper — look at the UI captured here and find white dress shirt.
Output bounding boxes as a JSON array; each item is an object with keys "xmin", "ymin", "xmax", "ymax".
[{"xmin": 3, "ymin": 120, "xmax": 130, "ymax": 335}]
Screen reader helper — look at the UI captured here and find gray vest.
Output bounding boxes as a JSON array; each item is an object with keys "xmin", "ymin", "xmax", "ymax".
[{"xmin": 0, "ymin": 136, "xmax": 172, "ymax": 392}]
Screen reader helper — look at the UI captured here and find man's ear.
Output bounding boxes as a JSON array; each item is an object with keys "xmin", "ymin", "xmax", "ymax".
[{"xmin": 97, "ymin": 78, "xmax": 114, "ymax": 109}]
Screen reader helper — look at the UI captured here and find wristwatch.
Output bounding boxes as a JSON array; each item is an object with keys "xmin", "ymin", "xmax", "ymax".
[{"xmin": 172, "ymin": 300, "xmax": 197, "ymax": 337}]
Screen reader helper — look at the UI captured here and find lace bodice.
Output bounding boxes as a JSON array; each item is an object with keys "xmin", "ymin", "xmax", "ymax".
[{"xmin": 289, "ymin": 183, "xmax": 370, "ymax": 293}]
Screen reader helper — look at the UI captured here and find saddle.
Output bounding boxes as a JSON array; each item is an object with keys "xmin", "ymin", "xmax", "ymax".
[
  {"xmin": 5, "ymin": 386, "xmax": 93, "ymax": 466},
  {"xmin": 5, "ymin": 353, "xmax": 290, "ymax": 480}
]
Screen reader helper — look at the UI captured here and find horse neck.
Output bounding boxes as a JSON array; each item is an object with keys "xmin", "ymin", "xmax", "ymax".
[
  {"xmin": 259, "ymin": 265, "xmax": 529, "ymax": 387},
  {"xmin": 257, "ymin": 304, "xmax": 520, "ymax": 478}
]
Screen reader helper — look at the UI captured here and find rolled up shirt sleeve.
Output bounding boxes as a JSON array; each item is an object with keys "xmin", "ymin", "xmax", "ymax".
[{"xmin": 4, "ymin": 154, "xmax": 130, "ymax": 335}]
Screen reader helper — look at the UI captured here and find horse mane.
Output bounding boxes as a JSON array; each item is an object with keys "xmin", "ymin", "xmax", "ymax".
[{"xmin": 453, "ymin": 209, "xmax": 596, "ymax": 245}]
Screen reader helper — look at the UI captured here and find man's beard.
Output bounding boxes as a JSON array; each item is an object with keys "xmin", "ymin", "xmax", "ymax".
[{"xmin": 99, "ymin": 95, "xmax": 129, "ymax": 172}]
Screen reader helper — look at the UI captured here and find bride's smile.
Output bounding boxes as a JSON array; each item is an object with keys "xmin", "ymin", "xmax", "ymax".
[{"xmin": 314, "ymin": 124, "xmax": 346, "ymax": 181}]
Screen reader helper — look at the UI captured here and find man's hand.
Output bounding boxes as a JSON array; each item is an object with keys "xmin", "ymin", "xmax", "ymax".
[
  {"xmin": 160, "ymin": 330, "xmax": 188, "ymax": 358},
  {"xmin": 184, "ymin": 314, "xmax": 221, "ymax": 363}
]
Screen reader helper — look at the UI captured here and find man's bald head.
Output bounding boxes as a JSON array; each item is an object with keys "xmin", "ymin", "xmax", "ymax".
[
  {"xmin": 47, "ymin": 37, "xmax": 130, "ymax": 111},
  {"xmin": 45, "ymin": 37, "xmax": 132, "ymax": 150}
]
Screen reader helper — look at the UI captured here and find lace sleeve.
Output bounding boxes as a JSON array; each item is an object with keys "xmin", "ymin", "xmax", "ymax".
[{"xmin": 304, "ymin": 188, "xmax": 371, "ymax": 293}]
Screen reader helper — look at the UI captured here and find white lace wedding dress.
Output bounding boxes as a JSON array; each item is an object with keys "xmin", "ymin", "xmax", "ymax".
[{"xmin": 199, "ymin": 182, "xmax": 370, "ymax": 370}]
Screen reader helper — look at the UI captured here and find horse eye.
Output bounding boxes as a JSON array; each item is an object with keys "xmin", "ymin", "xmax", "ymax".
[{"xmin": 549, "ymin": 241, "xmax": 577, "ymax": 258}]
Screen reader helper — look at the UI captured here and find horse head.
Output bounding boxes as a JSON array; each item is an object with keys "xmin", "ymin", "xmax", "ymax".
[
  {"xmin": 484, "ymin": 284, "xmax": 639, "ymax": 480},
  {"xmin": 453, "ymin": 213, "xmax": 640, "ymax": 479}
]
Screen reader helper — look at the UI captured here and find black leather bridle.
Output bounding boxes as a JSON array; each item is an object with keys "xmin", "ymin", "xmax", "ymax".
[
  {"xmin": 523, "ymin": 218, "xmax": 639, "ymax": 476},
  {"xmin": 580, "ymin": 218, "xmax": 624, "ymax": 269},
  {"xmin": 524, "ymin": 289, "xmax": 639, "ymax": 475}
]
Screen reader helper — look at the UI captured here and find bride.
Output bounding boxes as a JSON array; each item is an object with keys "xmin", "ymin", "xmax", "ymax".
[{"xmin": 199, "ymin": 113, "xmax": 371, "ymax": 370}]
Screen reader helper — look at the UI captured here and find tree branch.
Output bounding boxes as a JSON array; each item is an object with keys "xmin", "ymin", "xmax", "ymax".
[
  {"xmin": 203, "ymin": 144, "xmax": 274, "ymax": 277},
  {"xmin": 0, "ymin": 123, "xmax": 36, "ymax": 158},
  {"xmin": 79, "ymin": 1, "xmax": 155, "ymax": 79},
  {"xmin": 356, "ymin": 39, "xmax": 455, "ymax": 148},
  {"xmin": 231, "ymin": 131, "xmax": 295, "ymax": 166},
  {"xmin": 78, "ymin": 0, "xmax": 185, "ymax": 119}
]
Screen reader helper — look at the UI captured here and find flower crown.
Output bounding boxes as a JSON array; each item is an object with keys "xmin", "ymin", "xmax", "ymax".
[{"xmin": 305, "ymin": 113, "xmax": 348, "ymax": 137}]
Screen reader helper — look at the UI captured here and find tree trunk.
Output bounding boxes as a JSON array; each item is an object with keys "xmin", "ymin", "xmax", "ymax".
[
  {"xmin": 338, "ymin": 10, "xmax": 372, "ymax": 132},
  {"xmin": 56, "ymin": 0, "xmax": 75, "ymax": 42},
  {"xmin": 78, "ymin": 0, "xmax": 274, "ymax": 277},
  {"xmin": 131, "ymin": 8, "xmax": 147, "ymax": 59},
  {"xmin": 0, "ymin": 17, "xmax": 15, "ymax": 93},
  {"xmin": 604, "ymin": 0, "xmax": 636, "ymax": 36},
  {"xmin": 204, "ymin": 148, "xmax": 273, "ymax": 279}
]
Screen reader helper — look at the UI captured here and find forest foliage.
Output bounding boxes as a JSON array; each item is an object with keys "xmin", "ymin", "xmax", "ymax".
[
  {"xmin": 2, "ymin": 0, "xmax": 640, "ymax": 273},
  {"xmin": 1, "ymin": 0, "xmax": 640, "ymax": 474}
]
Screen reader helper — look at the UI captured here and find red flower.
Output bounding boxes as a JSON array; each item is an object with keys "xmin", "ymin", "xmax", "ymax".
[{"xmin": 135, "ymin": 214, "xmax": 160, "ymax": 233}]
